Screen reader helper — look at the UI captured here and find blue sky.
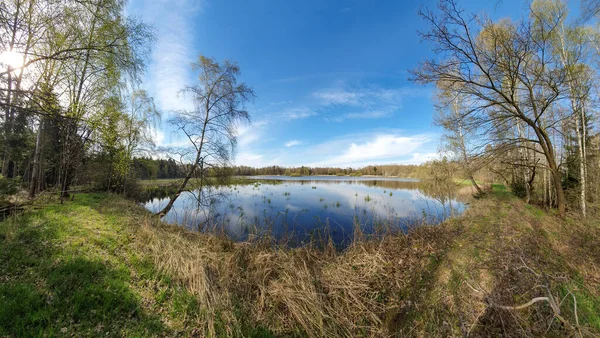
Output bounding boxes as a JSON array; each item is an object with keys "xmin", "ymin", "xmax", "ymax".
[{"xmin": 126, "ymin": 0, "xmax": 545, "ymax": 168}]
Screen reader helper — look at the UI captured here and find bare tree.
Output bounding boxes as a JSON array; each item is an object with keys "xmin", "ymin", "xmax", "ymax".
[
  {"xmin": 411, "ymin": 0, "xmax": 571, "ymax": 216},
  {"xmin": 157, "ymin": 56, "xmax": 254, "ymax": 218},
  {"xmin": 531, "ymin": 0, "xmax": 595, "ymax": 217},
  {"xmin": 436, "ymin": 84, "xmax": 486, "ymax": 195}
]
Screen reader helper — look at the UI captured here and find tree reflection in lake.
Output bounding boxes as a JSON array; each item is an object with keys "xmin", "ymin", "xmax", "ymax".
[{"xmin": 142, "ymin": 176, "xmax": 466, "ymax": 248}]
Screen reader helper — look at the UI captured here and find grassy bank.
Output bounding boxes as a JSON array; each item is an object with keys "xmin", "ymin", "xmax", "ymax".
[
  {"xmin": 1, "ymin": 189, "xmax": 599, "ymax": 337},
  {"xmin": 0, "ymin": 194, "xmax": 206, "ymax": 337}
]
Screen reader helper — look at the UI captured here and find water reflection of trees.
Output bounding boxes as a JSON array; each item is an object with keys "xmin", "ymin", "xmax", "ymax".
[
  {"xmin": 141, "ymin": 177, "xmax": 466, "ymax": 248},
  {"xmin": 282, "ymin": 179, "xmax": 422, "ymax": 190},
  {"xmin": 418, "ymin": 180, "xmax": 459, "ymax": 218},
  {"xmin": 137, "ymin": 185, "xmax": 179, "ymax": 203},
  {"xmin": 139, "ymin": 178, "xmax": 462, "ymax": 205}
]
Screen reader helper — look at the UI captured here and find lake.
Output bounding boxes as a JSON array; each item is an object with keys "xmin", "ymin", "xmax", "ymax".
[{"xmin": 142, "ymin": 176, "xmax": 466, "ymax": 248}]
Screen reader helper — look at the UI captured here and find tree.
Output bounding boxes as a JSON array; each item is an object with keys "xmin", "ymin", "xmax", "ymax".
[
  {"xmin": 435, "ymin": 86, "xmax": 485, "ymax": 196},
  {"xmin": 0, "ymin": 0, "xmax": 154, "ymax": 199},
  {"xmin": 531, "ymin": 0, "xmax": 595, "ymax": 217},
  {"xmin": 412, "ymin": 0, "xmax": 572, "ymax": 216},
  {"xmin": 157, "ymin": 56, "xmax": 254, "ymax": 218}
]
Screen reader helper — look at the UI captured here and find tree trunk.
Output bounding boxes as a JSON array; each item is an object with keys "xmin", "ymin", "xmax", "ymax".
[
  {"xmin": 469, "ymin": 175, "xmax": 484, "ymax": 195},
  {"xmin": 574, "ymin": 112, "xmax": 586, "ymax": 217},
  {"xmin": 29, "ymin": 118, "xmax": 43, "ymax": 198},
  {"xmin": 558, "ymin": 31, "xmax": 586, "ymax": 217},
  {"xmin": 551, "ymin": 168, "xmax": 566, "ymax": 217},
  {"xmin": 534, "ymin": 126, "xmax": 566, "ymax": 217},
  {"xmin": 2, "ymin": 67, "xmax": 13, "ymax": 178},
  {"xmin": 156, "ymin": 167, "xmax": 195, "ymax": 218}
]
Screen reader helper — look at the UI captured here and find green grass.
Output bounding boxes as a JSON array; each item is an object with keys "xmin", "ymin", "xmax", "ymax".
[
  {"xmin": 139, "ymin": 178, "xmax": 184, "ymax": 186},
  {"xmin": 0, "ymin": 194, "xmax": 204, "ymax": 337},
  {"xmin": 490, "ymin": 183, "xmax": 512, "ymax": 199},
  {"xmin": 453, "ymin": 178, "xmax": 484, "ymax": 186}
]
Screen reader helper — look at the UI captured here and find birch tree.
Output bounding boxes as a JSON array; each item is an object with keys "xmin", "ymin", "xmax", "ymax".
[
  {"xmin": 532, "ymin": 0, "xmax": 593, "ymax": 216},
  {"xmin": 157, "ymin": 56, "xmax": 254, "ymax": 218}
]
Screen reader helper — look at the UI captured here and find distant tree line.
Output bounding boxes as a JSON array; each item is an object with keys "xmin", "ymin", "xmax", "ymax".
[
  {"xmin": 230, "ymin": 164, "xmax": 431, "ymax": 178},
  {"xmin": 130, "ymin": 162, "xmax": 433, "ymax": 179}
]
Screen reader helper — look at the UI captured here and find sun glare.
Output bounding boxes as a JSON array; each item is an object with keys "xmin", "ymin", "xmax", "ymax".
[{"xmin": 0, "ymin": 50, "xmax": 24, "ymax": 69}]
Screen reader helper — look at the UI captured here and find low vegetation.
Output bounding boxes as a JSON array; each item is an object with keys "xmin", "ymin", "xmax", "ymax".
[{"xmin": 2, "ymin": 186, "xmax": 599, "ymax": 337}]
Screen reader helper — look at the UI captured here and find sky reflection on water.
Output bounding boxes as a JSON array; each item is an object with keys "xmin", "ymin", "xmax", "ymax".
[{"xmin": 143, "ymin": 176, "xmax": 465, "ymax": 248}]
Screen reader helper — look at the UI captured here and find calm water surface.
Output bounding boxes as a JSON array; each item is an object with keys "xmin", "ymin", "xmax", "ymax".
[{"xmin": 143, "ymin": 176, "xmax": 466, "ymax": 247}]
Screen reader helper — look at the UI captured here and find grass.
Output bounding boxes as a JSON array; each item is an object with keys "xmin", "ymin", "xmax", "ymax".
[
  {"xmin": 0, "ymin": 194, "xmax": 210, "ymax": 337},
  {"xmin": 2, "ymin": 188, "xmax": 600, "ymax": 337},
  {"xmin": 453, "ymin": 178, "xmax": 485, "ymax": 186},
  {"xmin": 139, "ymin": 178, "xmax": 184, "ymax": 186}
]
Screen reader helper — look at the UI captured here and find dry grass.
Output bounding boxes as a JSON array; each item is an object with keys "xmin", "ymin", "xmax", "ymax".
[
  {"xmin": 125, "ymin": 189, "xmax": 600, "ymax": 337},
  {"xmin": 134, "ymin": 213, "xmax": 457, "ymax": 337}
]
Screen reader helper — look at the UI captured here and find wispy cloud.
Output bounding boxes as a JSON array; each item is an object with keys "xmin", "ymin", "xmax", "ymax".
[
  {"xmin": 328, "ymin": 110, "xmax": 391, "ymax": 122},
  {"xmin": 313, "ymin": 90, "xmax": 360, "ymax": 105},
  {"xmin": 284, "ymin": 140, "xmax": 301, "ymax": 147},
  {"xmin": 128, "ymin": 0, "xmax": 202, "ymax": 114},
  {"xmin": 281, "ymin": 107, "xmax": 317, "ymax": 120},
  {"xmin": 237, "ymin": 120, "xmax": 268, "ymax": 147},
  {"xmin": 234, "ymin": 119, "xmax": 277, "ymax": 166},
  {"xmin": 235, "ymin": 152, "xmax": 264, "ymax": 167},
  {"xmin": 311, "ymin": 84, "xmax": 430, "ymax": 122}
]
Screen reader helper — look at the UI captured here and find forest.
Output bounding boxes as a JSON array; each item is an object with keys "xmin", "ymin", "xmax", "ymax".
[
  {"xmin": 130, "ymin": 159, "xmax": 430, "ymax": 179},
  {"xmin": 0, "ymin": 0, "xmax": 157, "ymax": 201},
  {"xmin": 2, "ymin": 0, "xmax": 600, "ymax": 337}
]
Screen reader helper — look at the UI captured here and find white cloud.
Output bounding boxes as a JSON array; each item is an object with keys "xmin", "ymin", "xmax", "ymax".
[
  {"xmin": 235, "ymin": 152, "xmax": 265, "ymax": 167},
  {"xmin": 327, "ymin": 134, "xmax": 431, "ymax": 166},
  {"xmin": 281, "ymin": 107, "xmax": 317, "ymax": 120},
  {"xmin": 150, "ymin": 127, "xmax": 165, "ymax": 146},
  {"xmin": 313, "ymin": 90, "xmax": 360, "ymax": 105},
  {"xmin": 328, "ymin": 110, "xmax": 391, "ymax": 122},
  {"xmin": 232, "ymin": 131, "xmax": 437, "ymax": 168},
  {"xmin": 128, "ymin": 0, "xmax": 202, "ymax": 114},
  {"xmin": 237, "ymin": 120, "xmax": 268, "ymax": 147},
  {"xmin": 233, "ymin": 120, "xmax": 278, "ymax": 166},
  {"xmin": 284, "ymin": 140, "xmax": 301, "ymax": 147},
  {"xmin": 404, "ymin": 152, "xmax": 439, "ymax": 164},
  {"xmin": 311, "ymin": 84, "xmax": 431, "ymax": 122}
]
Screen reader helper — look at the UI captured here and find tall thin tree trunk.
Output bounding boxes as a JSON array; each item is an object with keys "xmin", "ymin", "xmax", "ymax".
[
  {"xmin": 29, "ymin": 118, "xmax": 43, "ymax": 198},
  {"xmin": 1, "ymin": 0, "xmax": 22, "ymax": 178},
  {"xmin": 574, "ymin": 111, "xmax": 586, "ymax": 217},
  {"xmin": 558, "ymin": 31, "xmax": 587, "ymax": 217},
  {"xmin": 156, "ymin": 160, "xmax": 198, "ymax": 218}
]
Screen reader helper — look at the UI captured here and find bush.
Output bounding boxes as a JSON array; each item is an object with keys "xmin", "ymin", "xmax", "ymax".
[
  {"xmin": 0, "ymin": 175, "xmax": 19, "ymax": 205},
  {"xmin": 510, "ymin": 179, "xmax": 528, "ymax": 199}
]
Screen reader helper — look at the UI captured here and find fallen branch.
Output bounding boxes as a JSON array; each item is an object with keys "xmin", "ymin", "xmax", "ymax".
[
  {"xmin": 464, "ymin": 258, "xmax": 585, "ymax": 338},
  {"xmin": 486, "ymin": 296, "xmax": 549, "ymax": 311}
]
